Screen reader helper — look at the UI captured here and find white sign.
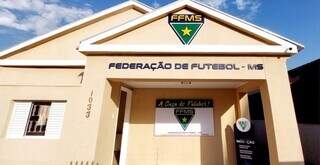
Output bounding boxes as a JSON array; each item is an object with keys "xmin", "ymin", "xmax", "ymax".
[{"xmin": 155, "ymin": 99, "xmax": 214, "ymax": 136}]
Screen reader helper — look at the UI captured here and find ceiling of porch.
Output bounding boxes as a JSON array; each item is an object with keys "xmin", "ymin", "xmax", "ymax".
[{"xmin": 122, "ymin": 80, "xmax": 247, "ymax": 89}]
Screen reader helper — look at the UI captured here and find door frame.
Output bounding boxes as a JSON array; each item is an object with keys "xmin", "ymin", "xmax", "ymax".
[{"xmin": 118, "ymin": 86, "xmax": 133, "ymax": 165}]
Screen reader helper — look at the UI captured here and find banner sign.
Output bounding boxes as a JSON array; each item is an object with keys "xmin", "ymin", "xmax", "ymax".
[
  {"xmin": 169, "ymin": 14, "xmax": 204, "ymax": 45},
  {"xmin": 108, "ymin": 62, "xmax": 264, "ymax": 71},
  {"xmin": 155, "ymin": 99, "xmax": 214, "ymax": 136},
  {"xmin": 234, "ymin": 118, "xmax": 257, "ymax": 165}
]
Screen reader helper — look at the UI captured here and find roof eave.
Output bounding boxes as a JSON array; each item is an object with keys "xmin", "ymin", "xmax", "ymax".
[{"xmin": 78, "ymin": 44, "xmax": 298, "ymax": 56}]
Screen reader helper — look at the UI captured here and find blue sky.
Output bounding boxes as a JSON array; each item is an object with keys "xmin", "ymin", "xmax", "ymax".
[{"xmin": 0, "ymin": 0, "xmax": 319, "ymax": 69}]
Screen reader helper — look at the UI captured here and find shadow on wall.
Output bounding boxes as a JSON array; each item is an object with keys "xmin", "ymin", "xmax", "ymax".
[
  {"xmin": 199, "ymin": 119, "xmax": 237, "ymax": 165},
  {"xmin": 225, "ymin": 125, "xmax": 236, "ymax": 165},
  {"xmin": 200, "ymin": 92, "xmax": 237, "ymax": 165}
]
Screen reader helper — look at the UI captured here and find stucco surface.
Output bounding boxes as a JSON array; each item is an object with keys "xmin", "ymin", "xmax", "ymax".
[
  {"xmin": 102, "ymin": 9, "xmax": 271, "ymax": 45},
  {"xmin": 126, "ymin": 88, "xmax": 237, "ymax": 165}
]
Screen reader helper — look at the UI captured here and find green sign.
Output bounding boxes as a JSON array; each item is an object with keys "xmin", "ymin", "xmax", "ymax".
[
  {"xmin": 169, "ymin": 14, "xmax": 204, "ymax": 45},
  {"xmin": 174, "ymin": 108, "xmax": 195, "ymax": 130}
]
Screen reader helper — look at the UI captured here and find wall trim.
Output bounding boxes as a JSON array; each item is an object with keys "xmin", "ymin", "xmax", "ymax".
[
  {"xmin": 0, "ymin": 60, "xmax": 86, "ymax": 67},
  {"xmin": 79, "ymin": 44, "xmax": 296, "ymax": 55}
]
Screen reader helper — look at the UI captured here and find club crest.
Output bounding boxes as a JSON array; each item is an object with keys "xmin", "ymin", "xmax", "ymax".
[
  {"xmin": 169, "ymin": 14, "xmax": 204, "ymax": 45},
  {"xmin": 174, "ymin": 108, "xmax": 195, "ymax": 131},
  {"xmin": 236, "ymin": 118, "xmax": 251, "ymax": 132}
]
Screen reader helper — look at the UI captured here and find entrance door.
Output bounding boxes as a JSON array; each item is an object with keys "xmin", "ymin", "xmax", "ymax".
[{"xmin": 113, "ymin": 87, "xmax": 132, "ymax": 165}]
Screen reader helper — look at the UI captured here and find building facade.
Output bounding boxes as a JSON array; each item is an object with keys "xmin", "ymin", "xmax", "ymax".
[{"xmin": 0, "ymin": 0, "xmax": 305, "ymax": 165}]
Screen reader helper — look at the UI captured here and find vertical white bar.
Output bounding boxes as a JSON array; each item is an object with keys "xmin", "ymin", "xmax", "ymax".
[
  {"xmin": 119, "ymin": 87, "xmax": 133, "ymax": 165},
  {"xmin": 45, "ymin": 102, "xmax": 66, "ymax": 139}
]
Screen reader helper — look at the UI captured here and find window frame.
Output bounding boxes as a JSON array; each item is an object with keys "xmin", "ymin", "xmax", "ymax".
[
  {"xmin": 24, "ymin": 101, "xmax": 52, "ymax": 137},
  {"xmin": 6, "ymin": 100, "xmax": 67, "ymax": 139}
]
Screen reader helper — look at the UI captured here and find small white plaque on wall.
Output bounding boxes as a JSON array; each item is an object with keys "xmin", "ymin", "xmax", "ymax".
[{"xmin": 155, "ymin": 99, "xmax": 214, "ymax": 136}]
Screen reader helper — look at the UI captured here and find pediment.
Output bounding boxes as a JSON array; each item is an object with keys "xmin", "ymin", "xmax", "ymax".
[
  {"xmin": 79, "ymin": 0, "xmax": 302, "ymax": 56},
  {"xmin": 97, "ymin": 8, "xmax": 270, "ymax": 46}
]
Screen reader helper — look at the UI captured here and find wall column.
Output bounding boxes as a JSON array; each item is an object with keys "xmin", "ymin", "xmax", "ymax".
[
  {"xmin": 260, "ymin": 58, "xmax": 304, "ymax": 165},
  {"xmin": 94, "ymin": 80, "xmax": 121, "ymax": 165},
  {"xmin": 77, "ymin": 56, "xmax": 120, "ymax": 164}
]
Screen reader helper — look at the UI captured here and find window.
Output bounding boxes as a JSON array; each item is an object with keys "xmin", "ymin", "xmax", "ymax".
[
  {"xmin": 7, "ymin": 101, "xmax": 66, "ymax": 139},
  {"xmin": 25, "ymin": 102, "xmax": 51, "ymax": 136}
]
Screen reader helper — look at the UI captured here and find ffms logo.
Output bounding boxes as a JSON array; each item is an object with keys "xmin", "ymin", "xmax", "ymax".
[{"xmin": 169, "ymin": 14, "xmax": 204, "ymax": 45}]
